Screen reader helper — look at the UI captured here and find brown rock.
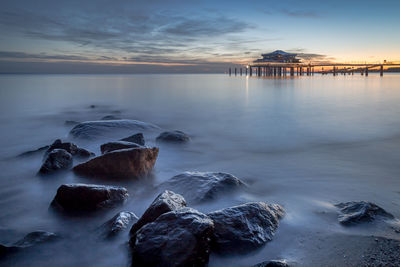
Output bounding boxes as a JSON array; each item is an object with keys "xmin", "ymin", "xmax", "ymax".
[{"xmin": 73, "ymin": 147, "xmax": 159, "ymax": 179}]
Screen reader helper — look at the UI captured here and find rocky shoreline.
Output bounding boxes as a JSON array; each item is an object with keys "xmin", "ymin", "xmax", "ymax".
[{"xmin": 1, "ymin": 117, "xmax": 399, "ymax": 266}]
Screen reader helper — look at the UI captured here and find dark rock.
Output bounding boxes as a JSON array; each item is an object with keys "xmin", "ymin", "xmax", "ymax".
[
  {"xmin": 100, "ymin": 141, "xmax": 142, "ymax": 154},
  {"xmin": 158, "ymin": 172, "xmax": 247, "ymax": 204},
  {"xmin": 207, "ymin": 202, "xmax": 285, "ymax": 253},
  {"xmin": 45, "ymin": 139, "xmax": 95, "ymax": 159},
  {"xmin": 64, "ymin": 120, "xmax": 80, "ymax": 126},
  {"xmin": 69, "ymin": 120, "xmax": 160, "ymax": 139},
  {"xmin": 101, "ymin": 115, "xmax": 121, "ymax": 120},
  {"xmin": 99, "ymin": 211, "xmax": 138, "ymax": 239},
  {"xmin": 17, "ymin": 145, "xmax": 49, "ymax": 157},
  {"xmin": 0, "ymin": 231, "xmax": 58, "ymax": 258},
  {"xmin": 50, "ymin": 183, "xmax": 129, "ymax": 212},
  {"xmin": 335, "ymin": 201, "xmax": 395, "ymax": 225},
  {"xmin": 252, "ymin": 260, "xmax": 289, "ymax": 267},
  {"xmin": 130, "ymin": 190, "xmax": 186, "ymax": 236},
  {"xmin": 38, "ymin": 149, "xmax": 73, "ymax": 175},
  {"xmin": 120, "ymin": 133, "xmax": 145, "ymax": 146},
  {"xmin": 130, "ymin": 207, "xmax": 214, "ymax": 267},
  {"xmin": 156, "ymin": 130, "xmax": 190, "ymax": 143},
  {"xmin": 73, "ymin": 147, "xmax": 159, "ymax": 180},
  {"xmin": 90, "ymin": 104, "xmax": 96, "ymax": 108}
]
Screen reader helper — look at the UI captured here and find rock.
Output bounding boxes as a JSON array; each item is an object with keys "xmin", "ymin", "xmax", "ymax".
[
  {"xmin": 64, "ymin": 120, "xmax": 80, "ymax": 126},
  {"xmin": 45, "ymin": 139, "xmax": 95, "ymax": 159},
  {"xmin": 38, "ymin": 149, "xmax": 73, "ymax": 175},
  {"xmin": 69, "ymin": 120, "xmax": 160, "ymax": 139},
  {"xmin": 90, "ymin": 104, "xmax": 96, "ymax": 108},
  {"xmin": 130, "ymin": 190, "xmax": 186, "ymax": 236},
  {"xmin": 50, "ymin": 183, "xmax": 129, "ymax": 212},
  {"xmin": 17, "ymin": 145, "xmax": 49, "ymax": 157},
  {"xmin": 99, "ymin": 211, "xmax": 138, "ymax": 239},
  {"xmin": 73, "ymin": 147, "xmax": 158, "ymax": 180},
  {"xmin": 156, "ymin": 130, "xmax": 190, "ymax": 143},
  {"xmin": 335, "ymin": 201, "xmax": 395, "ymax": 225},
  {"xmin": 158, "ymin": 172, "xmax": 246, "ymax": 204},
  {"xmin": 252, "ymin": 260, "xmax": 290, "ymax": 267},
  {"xmin": 120, "ymin": 133, "xmax": 145, "ymax": 146},
  {"xmin": 0, "ymin": 231, "xmax": 58, "ymax": 258},
  {"xmin": 130, "ymin": 207, "xmax": 214, "ymax": 267},
  {"xmin": 100, "ymin": 141, "xmax": 142, "ymax": 154},
  {"xmin": 101, "ymin": 115, "xmax": 121, "ymax": 120},
  {"xmin": 207, "ymin": 202, "xmax": 285, "ymax": 253}
]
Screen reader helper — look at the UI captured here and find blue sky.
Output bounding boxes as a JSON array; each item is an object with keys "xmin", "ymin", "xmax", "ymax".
[{"xmin": 0, "ymin": 0, "xmax": 399, "ymax": 73}]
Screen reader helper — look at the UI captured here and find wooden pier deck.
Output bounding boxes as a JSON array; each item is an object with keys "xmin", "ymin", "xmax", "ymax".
[{"xmin": 228, "ymin": 63, "xmax": 400, "ymax": 77}]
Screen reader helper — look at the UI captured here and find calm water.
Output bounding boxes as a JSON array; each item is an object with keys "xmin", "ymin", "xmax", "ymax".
[{"xmin": 0, "ymin": 74, "xmax": 400, "ymax": 266}]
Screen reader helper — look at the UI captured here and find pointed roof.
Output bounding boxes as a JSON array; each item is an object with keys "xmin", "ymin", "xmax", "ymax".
[{"xmin": 262, "ymin": 50, "xmax": 297, "ymax": 57}]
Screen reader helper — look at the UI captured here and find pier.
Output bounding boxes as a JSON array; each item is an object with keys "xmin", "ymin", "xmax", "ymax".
[{"xmin": 228, "ymin": 50, "xmax": 400, "ymax": 77}]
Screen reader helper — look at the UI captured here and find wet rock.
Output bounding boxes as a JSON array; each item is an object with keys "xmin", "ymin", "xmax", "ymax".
[
  {"xmin": 99, "ymin": 211, "xmax": 138, "ymax": 239},
  {"xmin": 69, "ymin": 119, "xmax": 160, "ymax": 139},
  {"xmin": 101, "ymin": 115, "xmax": 121, "ymax": 120},
  {"xmin": 90, "ymin": 104, "xmax": 96, "ymax": 108},
  {"xmin": 100, "ymin": 141, "xmax": 142, "ymax": 154},
  {"xmin": 130, "ymin": 207, "xmax": 214, "ymax": 267},
  {"xmin": 73, "ymin": 147, "xmax": 158, "ymax": 180},
  {"xmin": 207, "ymin": 202, "xmax": 285, "ymax": 253},
  {"xmin": 120, "ymin": 133, "xmax": 145, "ymax": 146},
  {"xmin": 38, "ymin": 149, "xmax": 73, "ymax": 175},
  {"xmin": 156, "ymin": 130, "xmax": 190, "ymax": 143},
  {"xmin": 252, "ymin": 260, "xmax": 290, "ymax": 267},
  {"xmin": 51, "ymin": 183, "xmax": 129, "ymax": 212},
  {"xmin": 130, "ymin": 190, "xmax": 186, "ymax": 236},
  {"xmin": 335, "ymin": 201, "xmax": 395, "ymax": 225},
  {"xmin": 45, "ymin": 139, "xmax": 94, "ymax": 159},
  {"xmin": 17, "ymin": 145, "xmax": 49, "ymax": 157},
  {"xmin": 158, "ymin": 172, "xmax": 246, "ymax": 204},
  {"xmin": 64, "ymin": 120, "xmax": 80, "ymax": 126},
  {"xmin": 0, "ymin": 231, "xmax": 58, "ymax": 258}
]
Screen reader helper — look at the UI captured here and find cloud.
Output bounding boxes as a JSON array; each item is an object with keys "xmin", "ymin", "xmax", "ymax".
[
  {"xmin": 279, "ymin": 9, "xmax": 320, "ymax": 18},
  {"xmin": 0, "ymin": 51, "xmax": 90, "ymax": 61}
]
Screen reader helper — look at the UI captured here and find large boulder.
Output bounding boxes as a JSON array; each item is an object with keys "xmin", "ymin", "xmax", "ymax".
[
  {"xmin": 335, "ymin": 201, "xmax": 394, "ymax": 225},
  {"xmin": 120, "ymin": 133, "xmax": 145, "ymax": 146},
  {"xmin": 51, "ymin": 183, "xmax": 129, "ymax": 212},
  {"xmin": 252, "ymin": 260, "xmax": 290, "ymax": 267},
  {"xmin": 73, "ymin": 147, "xmax": 158, "ymax": 180},
  {"xmin": 99, "ymin": 211, "xmax": 138, "ymax": 239},
  {"xmin": 207, "ymin": 202, "xmax": 285, "ymax": 253},
  {"xmin": 69, "ymin": 119, "xmax": 160, "ymax": 139},
  {"xmin": 158, "ymin": 172, "xmax": 246, "ymax": 204},
  {"xmin": 130, "ymin": 190, "xmax": 186, "ymax": 236},
  {"xmin": 0, "ymin": 231, "xmax": 59, "ymax": 258},
  {"xmin": 45, "ymin": 139, "xmax": 94, "ymax": 158},
  {"xmin": 38, "ymin": 149, "xmax": 73, "ymax": 175},
  {"xmin": 156, "ymin": 130, "xmax": 190, "ymax": 143},
  {"xmin": 130, "ymin": 207, "xmax": 214, "ymax": 267},
  {"xmin": 101, "ymin": 115, "xmax": 121, "ymax": 120},
  {"xmin": 100, "ymin": 141, "xmax": 142, "ymax": 154}
]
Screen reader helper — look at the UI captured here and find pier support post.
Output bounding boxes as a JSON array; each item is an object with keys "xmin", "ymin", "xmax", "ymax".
[
  {"xmin": 229, "ymin": 68, "xmax": 231, "ymax": 76},
  {"xmin": 365, "ymin": 67, "xmax": 368, "ymax": 76},
  {"xmin": 290, "ymin": 67, "xmax": 294, "ymax": 76},
  {"xmin": 240, "ymin": 68, "xmax": 242, "ymax": 76},
  {"xmin": 235, "ymin": 68, "xmax": 237, "ymax": 76},
  {"xmin": 380, "ymin": 65, "xmax": 383, "ymax": 76},
  {"xmin": 333, "ymin": 66, "xmax": 336, "ymax": 76},
  {"xmin": 250, "ymin": 67, "xmax": 252, "ymax": 76},
  {"xmin": 273, "ymin": 68, "xmax": 276, "ymax": 76}
]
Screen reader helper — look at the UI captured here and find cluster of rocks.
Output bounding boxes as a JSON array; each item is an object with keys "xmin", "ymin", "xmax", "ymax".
[{"xmin": 129, "ymin": 190, "xmax": 285, "ymax": 266}]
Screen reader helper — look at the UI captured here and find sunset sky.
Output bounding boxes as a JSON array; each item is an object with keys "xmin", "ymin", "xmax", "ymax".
[{"xmin": 0, "ymin": 0, "xmax": 399, "ymax": 73}]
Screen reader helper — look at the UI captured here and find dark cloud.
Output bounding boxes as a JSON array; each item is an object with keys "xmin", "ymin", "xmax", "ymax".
[{"xmin": 0, "ymin": 51, "xmax": 90, "ymax": 61}]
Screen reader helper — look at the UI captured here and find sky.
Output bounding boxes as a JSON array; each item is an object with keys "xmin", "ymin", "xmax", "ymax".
[{"xmin": 0, "ymin": 0, "xmax": 399, "ymax": 73}]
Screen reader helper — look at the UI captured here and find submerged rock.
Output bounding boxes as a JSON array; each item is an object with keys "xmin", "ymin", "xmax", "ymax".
[
  {"xmin": 252, "ymin": 260, "xmax": 290, "ymax": 267},
  {"xmin": 156, "ymin": 130, "xmax": 190, "ymax": 143},
  {"xmin": 158, "ymin": 172, "xmax": 246, "ymax": 204},
  {"xmin": 101, "ymin": 115, "xmax": 121, "ymax": 120},
  {"xmin": 45, "ymin": 139, "xmax": 94, "ymax": 158},
  {"xmin": 130, "ymin": 190, "xmax": 186, "ymax": 236},
  {"xmin": 0, "ymin": 231, "xmax": 58, "ymax": 258},
  {"xmin": 17, "ymin": 145, "xmax": 49, "ymax": 157},
  {"xmin": 69, "ymin": 120, "xmax": 160, "ymax": 139},
  {"xmin": 64, "ymin": 120, "xmax": 80, "ymax": 126},
  {"xmin": 120, "ymin": 133, "xmax": 145, "ymax": 146},
  {"xmin": 130, "ymin": 207, "xmax": 214, "ymax": 267},
  {"xmin": 207, "ymin": 202, "xmax": 285, "ymax": 253},
  {"xmin": 100, "ymin": 141, "xmax": 142, "ymax": 154},
  {"xmin": 51, "ymin": 183, "xmax": 128, "ymax": 212},
  {"xmin": 73, "ymin": 147, "xmax": 158, "ymax": 180},
  {"xmin": 99, "ymin": 211, "xmax": 138, "ymax": 239},
  {"xmin": 335, "ymin": 201, "xmax": 394, "ymax": 225},
  {"xmin": 38, "ymin": 149, "xmax": 73, "ymax": 175}
]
